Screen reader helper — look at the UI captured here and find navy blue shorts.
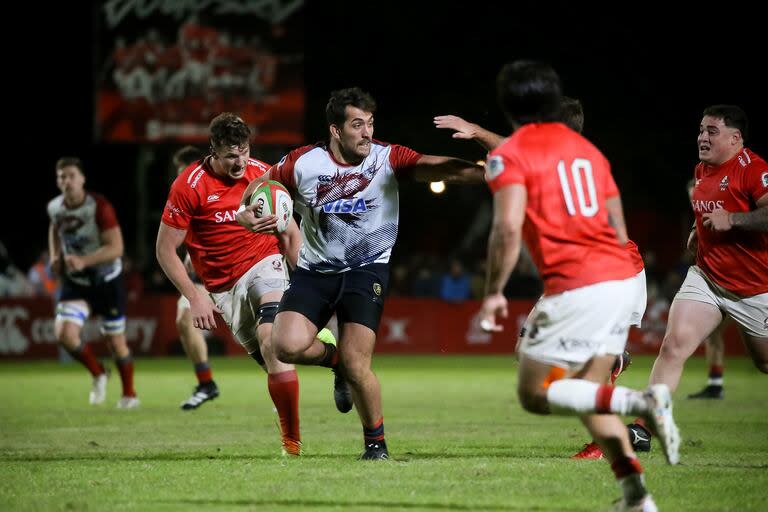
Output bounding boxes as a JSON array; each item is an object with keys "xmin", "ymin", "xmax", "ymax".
[
  {"xmin": 279, "ymin": 264, "xmax": 389, "ymax": 332},
  {"xmin": 59, "ymin": 274, "xmax": 126, "ymax": 321}
]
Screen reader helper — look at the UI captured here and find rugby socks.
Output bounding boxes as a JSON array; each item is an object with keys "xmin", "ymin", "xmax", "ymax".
[
  {"xmin": 611, "ymin": 456, "xmax": 647, "ymax": 505},
  {"xmin": 194, "ymin": 362, "xmax": 213, "ymax": 384},
  {"xmin": 115, "ymin": 355, "xmax": 136, "ymax": 397},
  {"xmin": 267, "ymin": 370, "xmax": 300, "ymax": 443},
  {"xmin": 708, "ymin": 364, "xmax": 724, "ymax": 387},
  {"xmin": 547, "ymin": 380, "xmax": 649, "ymax": 416},
  {"xmin": 66, "ymin": 343, "xmax": 104, "ymax": 377},
  {"xmin": 364, "ymin": 417, "xmax": 385, "ymax": 444}
]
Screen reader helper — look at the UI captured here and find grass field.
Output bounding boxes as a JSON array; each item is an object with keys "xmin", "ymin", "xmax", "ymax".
[{"xmin": 1, "ymin": 355, "xmax": 766, "ymax": 511}]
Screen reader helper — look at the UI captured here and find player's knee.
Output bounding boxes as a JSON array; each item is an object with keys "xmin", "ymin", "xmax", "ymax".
[
  {"xmin": 659, "ymin": 331, "xmax": 695, "ymax": 360},
  {"xmin": 342, "ymin": 359, "xmax": 371, "ymax": 386}
]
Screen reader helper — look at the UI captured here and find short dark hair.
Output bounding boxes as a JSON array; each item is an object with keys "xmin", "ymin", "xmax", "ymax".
[
  {"xmin": 560, "ymin": 96, "xmax": 584, "ymax": 133},
  {"xmin": 55, "ymin": 156, "xmax": 84, "ymax": 173},
  {"xmin": 702, "ymin": 105, "xmax": 749, "ymax": 142},
  {"xmin": 173, "ymin": 146, "xmax": 204, "ymax": 169},
  {"xmin": 209, "ymin": 113, "xmax": 251, "ymax": 150},
  {"xmin": 326, "ymin": 87, "xmax": 377, "ymax": 127},
  {"xmin": 496, "ymin": 60, "xmax": 562, "ymax": 126}
]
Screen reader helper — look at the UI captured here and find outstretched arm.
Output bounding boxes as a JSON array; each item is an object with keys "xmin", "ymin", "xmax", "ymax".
[
  {"xmin": 410, "ymin": 155, "xmax": 485, "ymax": 183},
  {"xmin": 434, "ymin": 115, "xmax": 505, "ymax": 152}
]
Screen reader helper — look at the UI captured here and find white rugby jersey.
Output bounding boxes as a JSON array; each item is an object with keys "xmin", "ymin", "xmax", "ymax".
[
  {"xmin": 47, "ymin": 192, "xmax": 123, "ymax": 286},
  {"xmin": 272, "ymin": 141, "xmax": 421, "ymax": 273}
]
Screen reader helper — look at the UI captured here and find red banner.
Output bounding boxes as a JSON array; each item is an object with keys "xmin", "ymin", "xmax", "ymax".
[{"xmin": 0, "ymin": 296, "xmax": 746, "ymax": 359}]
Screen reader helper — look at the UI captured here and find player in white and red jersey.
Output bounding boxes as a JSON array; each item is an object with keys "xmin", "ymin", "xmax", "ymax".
[
  {"xmin": 648, "ymin": 104, "xmax": 768, "ymax": 394},
  {"xmin": 236, "ymin": 87, "xmax": 485, "ymax": 460},
  {"xmin": 47, "ymin": 157, "xmax": 138, "ymax": 409},
  {"xmin": 479, "ymin": 61, "xmax": 680, "ymax": 511},
  {"xmin": 156, "ymin": 113, "xmax": 345, "ymax": 456}
]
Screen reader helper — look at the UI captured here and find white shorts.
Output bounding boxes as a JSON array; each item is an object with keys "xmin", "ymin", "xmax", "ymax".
[
  {"xmin": 209, "ymin": 254, "xmax": 289, "ymax": 351},
  {"xmin": 675, "ymin": 266, "xmax": 768, "ymax": 338},
  {"xmin": 177, "ymin": 282, "xmax": 209, "ymax": 319},
  {"xmin": 518, "ymin": 277, "xmax": 636, "ymax": 370},
  {"xmin": 629, "ymin": 269, "xmax": 647, "ymax": 327}
]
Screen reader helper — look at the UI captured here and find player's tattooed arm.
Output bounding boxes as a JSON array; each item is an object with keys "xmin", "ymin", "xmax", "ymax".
[{"xmin": 705, "ymin": 196, "xmax": 768, "ymax": 232}]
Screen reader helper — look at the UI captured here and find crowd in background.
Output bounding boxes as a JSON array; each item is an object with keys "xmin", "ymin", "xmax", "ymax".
[{"xmin": 1, "ymin": 238, "xmax": 694, "ymax": 307}]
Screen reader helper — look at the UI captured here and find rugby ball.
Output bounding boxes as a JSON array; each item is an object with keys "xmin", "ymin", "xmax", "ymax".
[{"xmin": 249, "ymin": 180, "xmax": 292, "ymax": 233}]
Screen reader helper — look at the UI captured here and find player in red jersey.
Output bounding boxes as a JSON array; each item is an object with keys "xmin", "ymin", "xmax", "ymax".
[
  {"xmin": 156, "ymin": 113, "xmax": 347, "ymax": 456},
  {"xmin": 649, "ymin": 105, "xmax": 768, "ymax": 392},
  {"xmin": 48, "ymin": 157, "xmax": 139, "ymax": 409},
  {"xmin": 435, "ymin": 98, "xmax": 647, "ymax": 459},
  {"xmin": 167, "ymin": 145, "xmax": 222, "ymax": 410},
  {"xmin": 480, "ymin": 60, "xmax": 679, "ymax": 511}
]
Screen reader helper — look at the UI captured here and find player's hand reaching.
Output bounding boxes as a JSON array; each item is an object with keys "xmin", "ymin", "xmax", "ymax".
[
  {"xmin": 478, "ymin": 292, "xmax": 508, "ymax": 332},
  {"xmin": 702, "ymin": 208, "xmax": 733, "ymax": 231},
  {"xmin": 236, "ymin": 204, "xmax": 278, "ymax": 233},
  {"xmin": 434, "ymin": 115, "xmax": 479, "ymax": 140}
]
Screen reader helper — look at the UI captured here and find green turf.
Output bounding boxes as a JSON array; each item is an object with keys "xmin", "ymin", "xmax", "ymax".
[{"xmin": 1, "ymin": 355, "xmax": 766, "ymax": 511}]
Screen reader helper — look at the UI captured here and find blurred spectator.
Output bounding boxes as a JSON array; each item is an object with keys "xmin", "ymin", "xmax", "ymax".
[
  {"xmin": 388, "ymin": 263, "xmax": 410, "ymax": 297},
  {"xmin": 27, "ymin": 249, "xmax": 59, "ymax": 298},
  {"xmin": 439, "ymin": 258, "xmax": 472, "ymax": 302},
  {"xmin": 411, "ymin": 266, "xmax": 438, "ymax": 297},
  {"xmin": 123, "ymin": 255, "xmax": 145, "ymax": 302},
  {"xmin": 0, "ymin": 241, "xmax": 34, "ymax": 297}
]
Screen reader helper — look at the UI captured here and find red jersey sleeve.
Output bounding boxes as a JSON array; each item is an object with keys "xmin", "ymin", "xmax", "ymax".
[
  {"xmin": 388, "ymin": 144, "xmax": 422, "ymax": 172},
  {"xmin": 485, "ymin": 151, "xmax": 525, "ymax": 194},
  {"xmin": 93, "ymin": 193, "xmax": 120, "ymax": 231},
  {"xmin": 743, "ymin": 159, "xmax": 768, "ymax": 203},
  {"xmin": 162, "ymin": 177, "xmax": 197, "ymax": 230}
]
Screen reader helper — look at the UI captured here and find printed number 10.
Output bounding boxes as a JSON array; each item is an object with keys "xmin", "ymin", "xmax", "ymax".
[{"xmin": 557, "ymin": 158, "xmax": 598, "ymax": 217}]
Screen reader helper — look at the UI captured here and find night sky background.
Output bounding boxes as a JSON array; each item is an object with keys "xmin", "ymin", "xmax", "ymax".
[{"xmin": 8, "ymin": 2, "xmax": 767, "ymax": 280}]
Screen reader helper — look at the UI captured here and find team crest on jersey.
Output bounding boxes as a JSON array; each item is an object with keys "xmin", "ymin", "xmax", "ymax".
[
  {"xmin": 719, "ymin": 175, "xmax": 729, "ymax": 191},
  {"xmin": 695, "ymin": 178, "xmax": 701, "ymax": 187},
  {"xmin": 762, "ymin": 172, "xmax": 768, "ymax": 188},
  {"xmin": 738, "ymin": 155, "xmax": 747, "ymax": 167},
  {"xmin": 485, "ymin": 156, "xmax": 504, "ymax": 180},
  {"xmin": 373, "ymin": 283, "xmax": 382, "ymax": 296}
]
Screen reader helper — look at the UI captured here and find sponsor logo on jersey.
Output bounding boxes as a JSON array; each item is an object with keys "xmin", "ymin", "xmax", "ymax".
[
  {"xmin": 318, "ymin": 175, "xmax": 333, "ymax": 183},
  {"xmin": 214, "ymin": 209, "xmax": 240, "ymax": 223},
  {"xmin": 165, "ymin": 201, "xmax": 183, "ymax": 219},
  {"xmin": 485, "ymin": 156, "xmax": 504, "ymax": 180},
  {"xmin": 207, "ymin": 193, "xmax": 221, "ymax": 202},
  {"xmin": 719, "ymin": 175, "xmax": 729, "ymax": 191},
  {"xmin": 762, "ymin": 171, "xmax": 768, "ymax": 188},
  {"xmin": 272, "ymin": 259, "xmax": 283, "ymax": 271},
  {"xmin": 321, "ymin": 197, "xmax": 368, "ymax": 213},
  {"xmin": 691, "ymin": 199, "xmax": 725, "ymax": 212},
  {"xmin": 190, "ymin": 169, "xmax": 205, "ymax": 189}
]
